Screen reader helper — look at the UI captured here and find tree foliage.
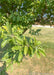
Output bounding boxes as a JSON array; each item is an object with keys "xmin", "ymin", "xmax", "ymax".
[{"xmin": 0, "ymin": 0, "xmax": 53, "ymax": 67}]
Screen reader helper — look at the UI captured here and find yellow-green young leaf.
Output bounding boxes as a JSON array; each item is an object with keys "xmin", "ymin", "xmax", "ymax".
[
  {"xmin": 1, "ymin": 39, "xmax": 10, "ymax": 48},
  {"xmin": 37, "ymin": 1, "xmax": 40, "ymax": 4},
  {"xmin": 30, "ymin": 2, "xmax": 34, "ymax": 5},
  {"xmin": 39, "ymin": 49, "xmax": 46, "ymax": 57},
  {"xmin": 2, "ymin": 26, "xmax": 8, "ymax": 32},
  {"xmin": 24, "ymin": 46, "xmax": 28, "ymax": 56},
  {"xmin": 18, "ymin": 51, "xmax": 23, "ymax": 62},
  {"xmin": 37, "ymin": 41, "xmax": 41, "ymax": 45},
  {"xmin": 12, "ymin": 46, "xmax": 19, "ymax": 51}
]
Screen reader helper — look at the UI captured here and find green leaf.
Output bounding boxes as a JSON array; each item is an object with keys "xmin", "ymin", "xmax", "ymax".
[
  {"xmin": 12, "ymin": 46, "xmax": 19, "ymax": 51},
  {"xmin": 17, "ymin": 36, "xmax": 23, "ymax": 42},
  {"xmin": 12, "ymin": 46, "xmax": 22, "ymax": 51},
  {"xmin": 30, "ymin": 46, "xmax": 35, "ymax": 57},
  {"xmin": 30, "ymin": 38, "xmax": 33, "ymax": 43},
  {"xmin": 37, "ymin": 41, "xmax": 41, "ymax": 45},
  {"xmin": 37, "ymin": 1, "xmax": 40, "ymax": 4},
  {"xmin": 17, "ymin": 16, "xmax": 20, "ymax": 22},
  {"xmin": 36, "ymin": 51, "xmax": 40, "ymax": 59},
  {"xmin": 6, "ymin": 22, "xmax": 12, "ymax": 34},
  {"xmin": 28, "ymin": 47, "xmax": 31, "ymax": 56},
  {"xmin": 1, "ymin": 39, "xmax": 11, "ymax": 48},
  {"xmin": 18, "ymin": 51, "xmax": 23, "ymax": 62},
  {"xmin": 24, "ymin": 46, "xmax": 28, "ymax": 56},
  {"xmin": 30, "ymin": 2, "xmax": 34, "ymax": 6},
  {"xmin": 34, "ymin": 38, "xmax": 37, "ymax": 46},
  {"xmin": 39, "ymin": 49, "xmax": 46, "ymax": 57},
  {"xmin": 13, "ymin": 16, "xmax": 16, "ymax": 22}
]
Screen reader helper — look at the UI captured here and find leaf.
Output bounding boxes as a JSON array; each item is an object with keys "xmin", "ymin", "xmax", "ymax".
[
  {"xmin": 6, "ymin": 22, "xmax": 12, "ymax": 34},
  {"xmin": 12, "ymin": 46, "xmax": 19, "ymax": 51},
  {"xmin": 34, "ymin": 38, "xmax": 37, "ymax": 46},
  {"xmin": 24, "ymin": 46, "xmax": 28, "ymax": 56},
  {"xmin": 17, "ymin": 36, "xmax": 23, "ymax": 42},
  {"xmin": 30, "ymin": 46, "xmax": 34, "ymax": 57},
  {"xmin": 39, "ymin": 49, "xmax": 46, "ymax": 57},
  {"xmin": 30, "ymin": 38, "xmax": 33, "ymax": 43},
  {"xmin": 28, "ymin": 47, "xmax": 31, "ymax": 56},
  {"xmin": 13, "ymin": 16, "xmax": 16, "ymax": 22},
  {"xmin": 36, "ymin": 51, "xmax": 40, "ymax": 59},
  {"xmin": 2, "ymin": 26, "xmax": 8, "ymax": 31},
  {"xmin": 30, "ymin": 2, "xmax": 34, "ymax": 6},
  {"xmin": 37, "ymin": 1, "xmax": 40, "ymax": 4},
  {"xmin": 2, "ymin": 52, "xmax": 9, "ymax": 59},
  {"xmin": 40, "ymin": 0, "xmax": 44, "ymax": 3},
  {"xmin": 18, "ymin": 51, "xmax": 23, "ymax": 62},
  {"xmin": 12, "ymin": 46, "xmax": 22, "ymax": 51},
  {"xmin": 17, "ymin": 16, "xmax": 20, "ymax": 22},
  {"xmin": 1, "ymin": 39, "xmax": 11, "ymax": 48},
  {"xmin": 37, "ymin": 41, "xmax": 41, "ymax": 45}
]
